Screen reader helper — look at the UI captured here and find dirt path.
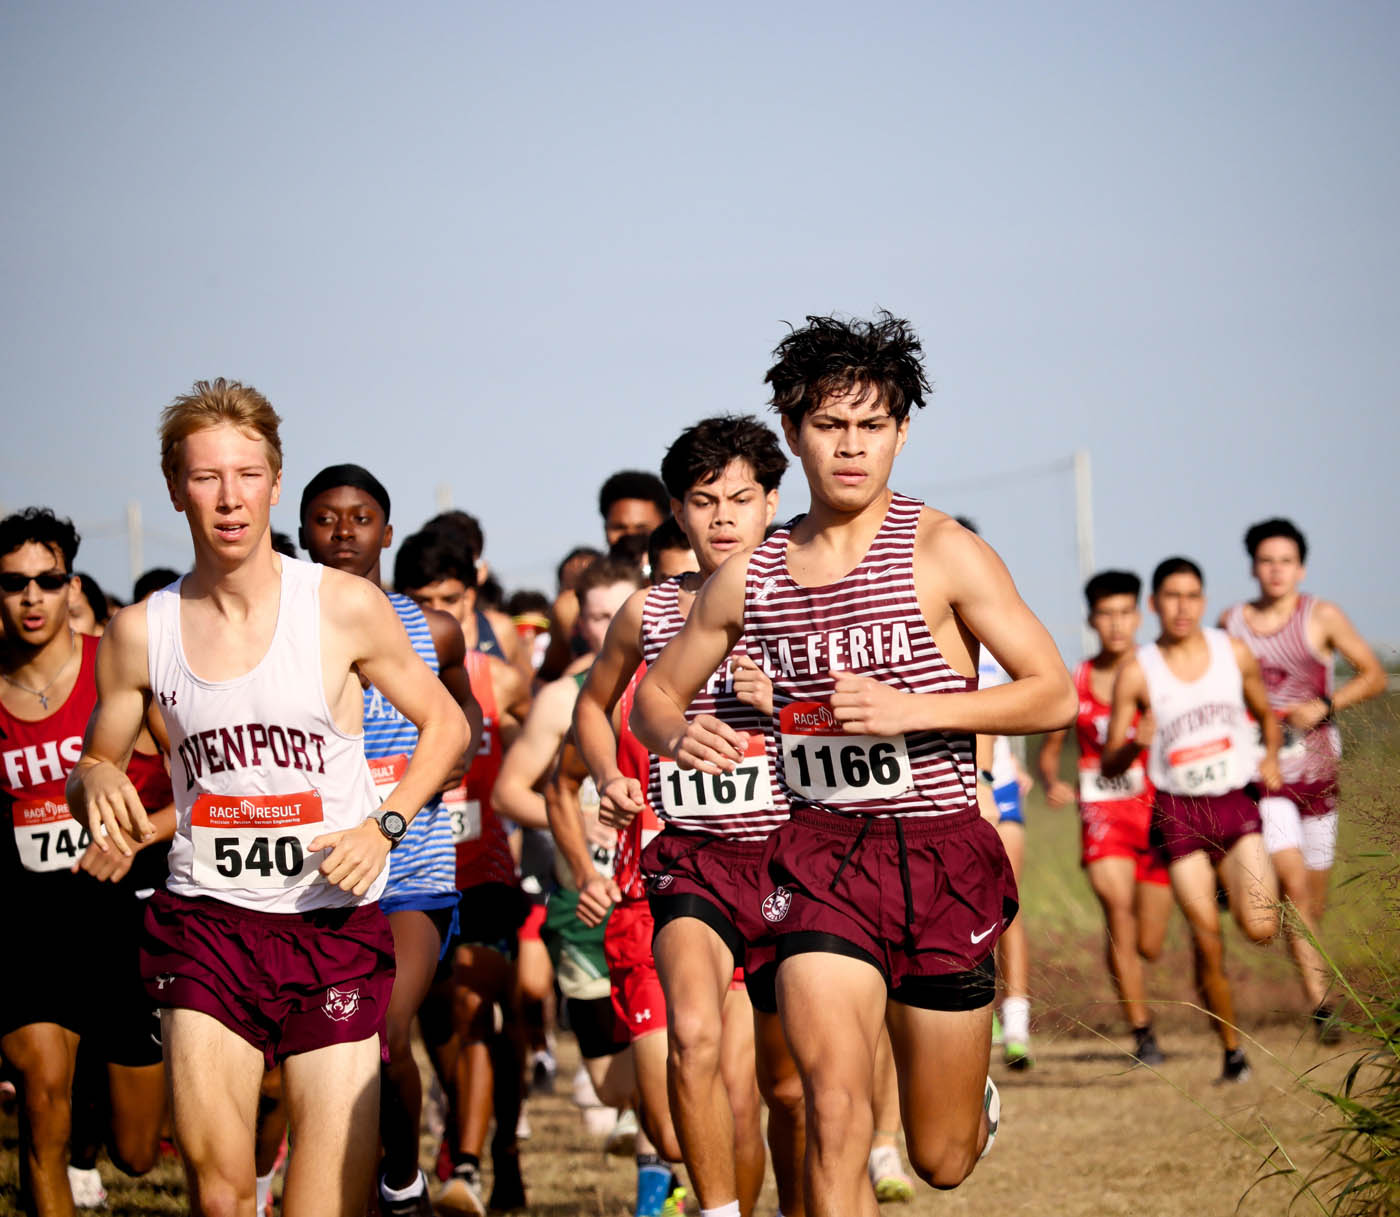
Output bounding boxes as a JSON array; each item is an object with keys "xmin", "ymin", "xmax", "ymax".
[{"xmin": 4, "ymin": 1021, "xmax": 1354, "ymax": 1216}]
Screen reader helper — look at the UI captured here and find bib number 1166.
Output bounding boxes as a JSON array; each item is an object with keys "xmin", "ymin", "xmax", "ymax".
[{"xmin": 779, "ymin": 701, "xmax": 913, "ymax": 803}]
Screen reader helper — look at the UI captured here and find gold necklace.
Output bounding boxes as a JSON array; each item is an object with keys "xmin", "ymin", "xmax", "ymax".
[{"xmin": 1, "ymin": 631, "xmax": 78, "ymax": 711}]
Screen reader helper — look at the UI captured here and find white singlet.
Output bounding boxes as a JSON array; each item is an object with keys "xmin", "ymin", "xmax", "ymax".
[
  {"xmin": 1139, "ymin": 628, "xmax": 1254, "ymax": 799},
  {"xmin": 148, "ymin": 558, "xmax": 384, "ymax": 913}
]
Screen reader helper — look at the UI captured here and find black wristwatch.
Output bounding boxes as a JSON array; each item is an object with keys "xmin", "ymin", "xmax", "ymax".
[
  {"xmin": 376, "ymin": 810, "xmax": 409, "ymax": 849},
  {"xmin": 978, "ymin": 768, "xmax": 996, "ymax": 787},
  {"xmin": 1322, "ymin": 696, "xmax": 1335, "ymax": 721}
]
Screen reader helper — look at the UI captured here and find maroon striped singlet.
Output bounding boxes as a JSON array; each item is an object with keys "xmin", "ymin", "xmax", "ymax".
[
  {"xmin": 1223, "ymin": 594, "xmax": 1339, "ymax": 785},
  {"xmin": 743, "ymin": 493, "xmax": 977, "ymax": 819},
  {"xmin": 640, "ymin": 575, "xmax": 789, "ymax": 842}
]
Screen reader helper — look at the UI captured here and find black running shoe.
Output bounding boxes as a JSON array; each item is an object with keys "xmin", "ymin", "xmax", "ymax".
[
  {"xmin": 1132, "ymin": 1025, "xmax": 1165, "ymax": 1066},
  {"xmin": 487, "ymin": 1147, "xmax": 526, "ymax": 1212},
  {"xmin": 1218, "ymin": 1047, "xmax": 1251, "ymax": 1084},
  {"xmin": 1312, "ymin": 1004, "xmax": 1343, "ymax": 1046}
]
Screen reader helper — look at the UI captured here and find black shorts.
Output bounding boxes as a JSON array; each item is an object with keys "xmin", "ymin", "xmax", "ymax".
[
  {"xmin": 1, "ymin": 885, "xmax": 163, "ymax": 1067},
  {"xmin": 448, "ymin": 882, "xmax": 528, "ymax": 962},
  {"xmin": 566, "ymin": 995, "xmax": 629, "ymax": 1061}
]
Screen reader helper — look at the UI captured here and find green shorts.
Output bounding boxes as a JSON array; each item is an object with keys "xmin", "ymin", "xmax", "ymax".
[{"xmin": 541, "ymin": 888, "xmax": 612, "ymax": 1001}]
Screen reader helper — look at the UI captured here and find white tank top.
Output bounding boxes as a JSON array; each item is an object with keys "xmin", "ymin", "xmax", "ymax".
[
  {"xmin": 148, "ymin": 557, "xmax": 384, "ymax": 912},
  {"xmin": 1139, "ymin": 628, "xmax": 1254, "ymax": 798}
]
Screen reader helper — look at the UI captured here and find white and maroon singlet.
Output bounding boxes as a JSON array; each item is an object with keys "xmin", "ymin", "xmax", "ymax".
[
  {"xmin": 1073, "ymin": 660, "xmax": 1152, "ymax": 809},
  {"xmin": 1222, "ymin": 595, "xmax": 1339, "ymax": 785},
  {"xmin": 743, "ymin": 494, "xmax": 977, "ymax": 819},
  {"xmin": 641, "ymin": 576, "xmax": 788, "ymax": 841},
  {"xmin": 149, "ymin": 558, "xmax": 383, "ymax": 913},
  {"xmin": 1139, "ymin": 629, "xmax": 1255, "ymax": 799}
]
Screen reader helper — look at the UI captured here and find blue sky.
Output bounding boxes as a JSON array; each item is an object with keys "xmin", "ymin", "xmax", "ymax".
[{"xmin": 2, "ymin": 2, "xmax": 1395, "ymax": 662}]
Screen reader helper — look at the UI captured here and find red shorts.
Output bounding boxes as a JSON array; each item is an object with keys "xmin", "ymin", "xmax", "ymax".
[
  {"xmin": 761, "ymin": 806, "xmax": 1017, "ymax": 1011},
  {"xmin": 1277, "ymin": 778, "xmax": 1339, "ymax": 818},
  {"xmin": 1153, "ymin": 787, "xmax": 1263, "ymax": 864},
  {"xmin": 1080, "ymin": 797, "xmax": 1169, "ymax": 885},
  {"xmin": 642, "ymin": 828, "xmax": 776, "ymax": 1013},
  {"xmin": 605, "ymin": 898, "xmax": 666, "ymax": 1040},
  {"xmin": 141, "ymin": 889, "xmax": 395, "ymax": 1068},
  {"xmin": 519, "ymin": 900, "xmax": 547, "ymax": 943}
]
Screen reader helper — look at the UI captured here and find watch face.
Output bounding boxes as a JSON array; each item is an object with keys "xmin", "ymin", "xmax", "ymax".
[{"xmin": 380, "ymin": 811, "xmax": 408, "ymax": 838}]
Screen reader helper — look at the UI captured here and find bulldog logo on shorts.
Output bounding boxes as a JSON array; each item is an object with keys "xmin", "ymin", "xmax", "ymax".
[
  {"xmin": 323, "ymin": 985, "xmax": 361, "ymax": 1022},
  {"xmin": 652, "ymin": 873, "xmax": 674, "ymax": 891},
  {"xmin": 762, "ymin": 885, "xmax": 792, "ymax": 924}
]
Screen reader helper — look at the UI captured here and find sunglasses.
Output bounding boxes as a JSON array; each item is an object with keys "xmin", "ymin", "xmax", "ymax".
[{"xmin": 0, "ymin": 571, "xmax": 70, "ymax": 594}]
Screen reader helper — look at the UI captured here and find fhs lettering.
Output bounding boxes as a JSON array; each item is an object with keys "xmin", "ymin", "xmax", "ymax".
[
  {"xmin": 177, "ymin": 723, "xmax": 328, "ymax": 787},
  {"xmin": 750, "ymin": 621, "xmax": 914, "ymax": 680},
  {"xmin": 3, "ymin": 735, "xmax": 83, "ymax": 788}
]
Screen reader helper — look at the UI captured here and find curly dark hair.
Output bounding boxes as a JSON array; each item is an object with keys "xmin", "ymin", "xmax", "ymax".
[
  {"xmin": 660, "ymin": 414, "xmax": 787, "ymax": 499},
  {"xmin": 598, "ymin": 471, "xmax": 669, "ymax": 520},
  {"xmin": 1244, "ymin": 517, "xmax": 1307, "ymax": 563},
  {"xmin": 0, "ymin": 507, "xmax": 80, "ymax": 570},
  {"xmin": 393, "ymin": 530, "xmax": 476, "ymax": 593},
  {"xmin": 765, "ymin": 310, "xmax": 930, "ymax": 428}
]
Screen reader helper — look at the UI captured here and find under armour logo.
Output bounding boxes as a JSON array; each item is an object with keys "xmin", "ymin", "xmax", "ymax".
[
  {"xmin": 159, "ymin": 691, "xmax": 177, "ymax": 706},
  {"xmin": 634, "ymin": 1009, "xmax": 651, "ymax": 1023},
  {"xmin": 155, "ymin": 973, "xmax": 174, "ymax": 989}
]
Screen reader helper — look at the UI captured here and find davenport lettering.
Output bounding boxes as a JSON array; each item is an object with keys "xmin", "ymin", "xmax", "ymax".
[{"xmin": 177, "ymin": 723, "xmax": 328, "ymax": 787}]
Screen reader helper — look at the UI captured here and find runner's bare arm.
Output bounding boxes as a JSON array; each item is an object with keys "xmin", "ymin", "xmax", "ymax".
[
  {"xmin": 831, "ymin": 519, "xmax": 1075, "ymax": 737},
  {"xmin": 315, "ymin": 574, "xmax": 469, "ymax": 893},
  {"xmin": 574, "ymin": 589, "xmax": 648, "ymax": 822},
  {"xmin": 66, "ymin": 605, "xmax": 156, "ymax": 856},
  {"xmin": 493, "ymin": 657, "xmax": 533, "ymax": 748},
  {"xmin": 975, "ymin": 736, "xmax": 1000, "ymax": 822},
  {"xmin": 493, "ymin": 675, "xmax": 577, "ymax": 829},
  {"xmin": 1037, "ymin": 728, "xmax": 1075, "ymax": 807},
  {"xmin": 426, "ymin": 604, "xmax": 484, "ymax": 780},
  {"xmin": 1296, "ymin": 601, "xmax": 1387, "ymax": 726},
  {"xmin": 543, "ymin": 738, "xmax": 620, "ymax": 928},
  {"xmin": 1102, "ymin": 658, "xmax": 1149, "ymax": 778},
  {"xmin": 632, "ymin": 553, "xmax": 748, "ymax": 774},
  {"xmin": 1234, "ymin": 639, "xmax": 1282, "ymax": 791}
]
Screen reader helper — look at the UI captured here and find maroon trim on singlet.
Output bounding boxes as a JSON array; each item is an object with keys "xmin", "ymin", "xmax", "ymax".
[{"xmin": 743, "ymin": 494, "xmax": 976, "ymax": 818}]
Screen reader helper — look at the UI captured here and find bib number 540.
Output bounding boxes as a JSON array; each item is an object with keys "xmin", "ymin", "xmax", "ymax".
[{"xmin": 212, "ymin": 835, "xmax": 305, "ymax": 879}]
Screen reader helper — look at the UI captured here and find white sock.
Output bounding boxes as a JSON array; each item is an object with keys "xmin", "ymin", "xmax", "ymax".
[
  {"xmin": 380, "ymin": 1171, "xmax": 426, "ymax": 1201},
  {"xmin": 1002, "ymin": 995, "xmax": 1030, "ymax": 1041},
  {"xmin": 700, "ymin": 1204, "xmax": 741, "ymax": 1217},
  {"xmin": 255, "ymin": 1171, "xmax": 275, "ymax": 1213}
]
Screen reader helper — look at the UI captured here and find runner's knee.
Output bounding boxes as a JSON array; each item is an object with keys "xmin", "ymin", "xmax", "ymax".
[
  {"xmin": 108, "ymin": 1126, "xmax": 160, "ymax": 1178},
  {"xmin": 908, "ymin": 1137, "xmax": 979, "ymax": 1191},
  {"xmin": 666, "ymin": 1006, "xmax": 721, "ymax": 1075},
  {"xmin": 21, "ymin": 1075, "xmax": 72, "ymax": 1146},
  {"xmin": 806, "ymin": 1082, "xmax": 869, "ymax": 1151},
  {"xmin": 191, "ymin": 1173, "xmax": 252, "ymax": 1217}
]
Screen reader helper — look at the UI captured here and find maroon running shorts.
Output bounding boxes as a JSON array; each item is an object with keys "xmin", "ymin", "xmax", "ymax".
[
  {"xmin": 1277, "ymin": 778, "xmax": 1339, "ymax": 819},
  {"xmin": 760, "ymin": 806, "xmax": 1018, "ymax": 1012},
  {"xmin": 642, "ymin": 828, "xmax": 777, "ymax": 1013},
  {"xmin": 141, "ymin": 889, "xmax": 395, "ymax": 1067},
  {"xmin": 1152, "ymin": 787, "xmax": 1263, "ymax": 864}
]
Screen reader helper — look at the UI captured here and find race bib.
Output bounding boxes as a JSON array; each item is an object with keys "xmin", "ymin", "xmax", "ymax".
[
  {"xmin": 190, "ymin": 791, "xmax": 325, "ymax": 890},
  {"xmin": 443, "ymin": 784, "xmax": 482, "ymax": 843},
  {"xmin": 779, "ymin": 701, "xmax": 913, "ymax": 804},
  {"xmin": 13, "ymin": 797, "xmax": 90, "ymax": 874},
  {"xmin": 367, "ymin": 753, "xmax": 408, "ymax": 804},
  {"xmin": 1079, "ymin": 764, "xmax": 1147, "ymax": 803},
  {"xmin": 1167, "ymin": 738, "xmax": 1238, "ymax": 796},
  {"xmin": 658, "ymin": 735, "xmax": 773, "ymax": 819}
]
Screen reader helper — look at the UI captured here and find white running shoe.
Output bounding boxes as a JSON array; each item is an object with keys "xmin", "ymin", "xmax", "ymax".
[
  {"xmin": 68, "ymin": 1166, "xmax": 107, "ymax": 1208},
  {"xmin": 979, "ymin": 1077, "xmax": 1000, "ymax": 1160},
  {"xmin": 605, "ymin": 1106, "xmax": 639, "ymax": 1157},
  {"xmin": 867, "ymin": 1144, "xmax": 915, "ymax": 1202}
]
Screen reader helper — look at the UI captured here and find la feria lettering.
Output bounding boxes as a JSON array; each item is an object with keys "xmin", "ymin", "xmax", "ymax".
[
  {"xmin": 177, "ymin": 723, "xmax": 328, "ymax": 786},
  {"xmin": 753, "ymin": 621, "xmax": 914, "ymax": 680}
]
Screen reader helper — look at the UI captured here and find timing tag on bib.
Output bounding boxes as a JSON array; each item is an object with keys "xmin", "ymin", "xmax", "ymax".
[
  {"xmin": 13, "ymin": 797, "xmax": 90, "ymax": 874},
  {"xmin": 1166, "ymin": 738, "xmax": 1238, "ymax": 796},
  {"xmin": 368, "ymin": 754, "xmax": 408, "ymax": 804},
  {"xmin": 442, "ymin": 784, "xmax": 482, "ymax": 843},
  {"xmin": 779, "ymin": 701, "xmax": 914, "ymax": 803},
  {"xmin": 190, "ymin": 791, "xmax": 326, "ymax": 890},
  {"xmin": 657, "ymin": 734, "xmax": 772, "ymax": 819},
  {"xmin": 1078, "ymin": 764, "xmax": 1147, "ymax": 803}
]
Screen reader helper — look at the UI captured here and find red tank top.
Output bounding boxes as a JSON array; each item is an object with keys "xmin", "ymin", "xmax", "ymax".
[
  {"xmin": 743, "ymin": 494, "xmax": 977, "ymax": 819},
  {"xmin": 1222, "ymin": 595, "xmax": 1339, "ymax": 784},
  {"xmin": 613, "ymin": 663, "xmax": 662, "ymax": 900},
  {"xmin": 452, "ymin": 649, "xmax": 516, "ymax": 889},
  {"xmin": 1072, "ymin": 660, "xmax": 1152, "ymax": 809},
  {"xmin": 2, "ymin": 635, "xmax": 170, "ymax": 887},
  {"xmin": 640, "ymin": 577, "xmax": 788, "ymax": 841}
]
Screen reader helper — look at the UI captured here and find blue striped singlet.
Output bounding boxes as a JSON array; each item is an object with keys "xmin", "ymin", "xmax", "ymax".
[{"xmin": 370, "ymin": 593, "xmax": 459, "ymax": 914}]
